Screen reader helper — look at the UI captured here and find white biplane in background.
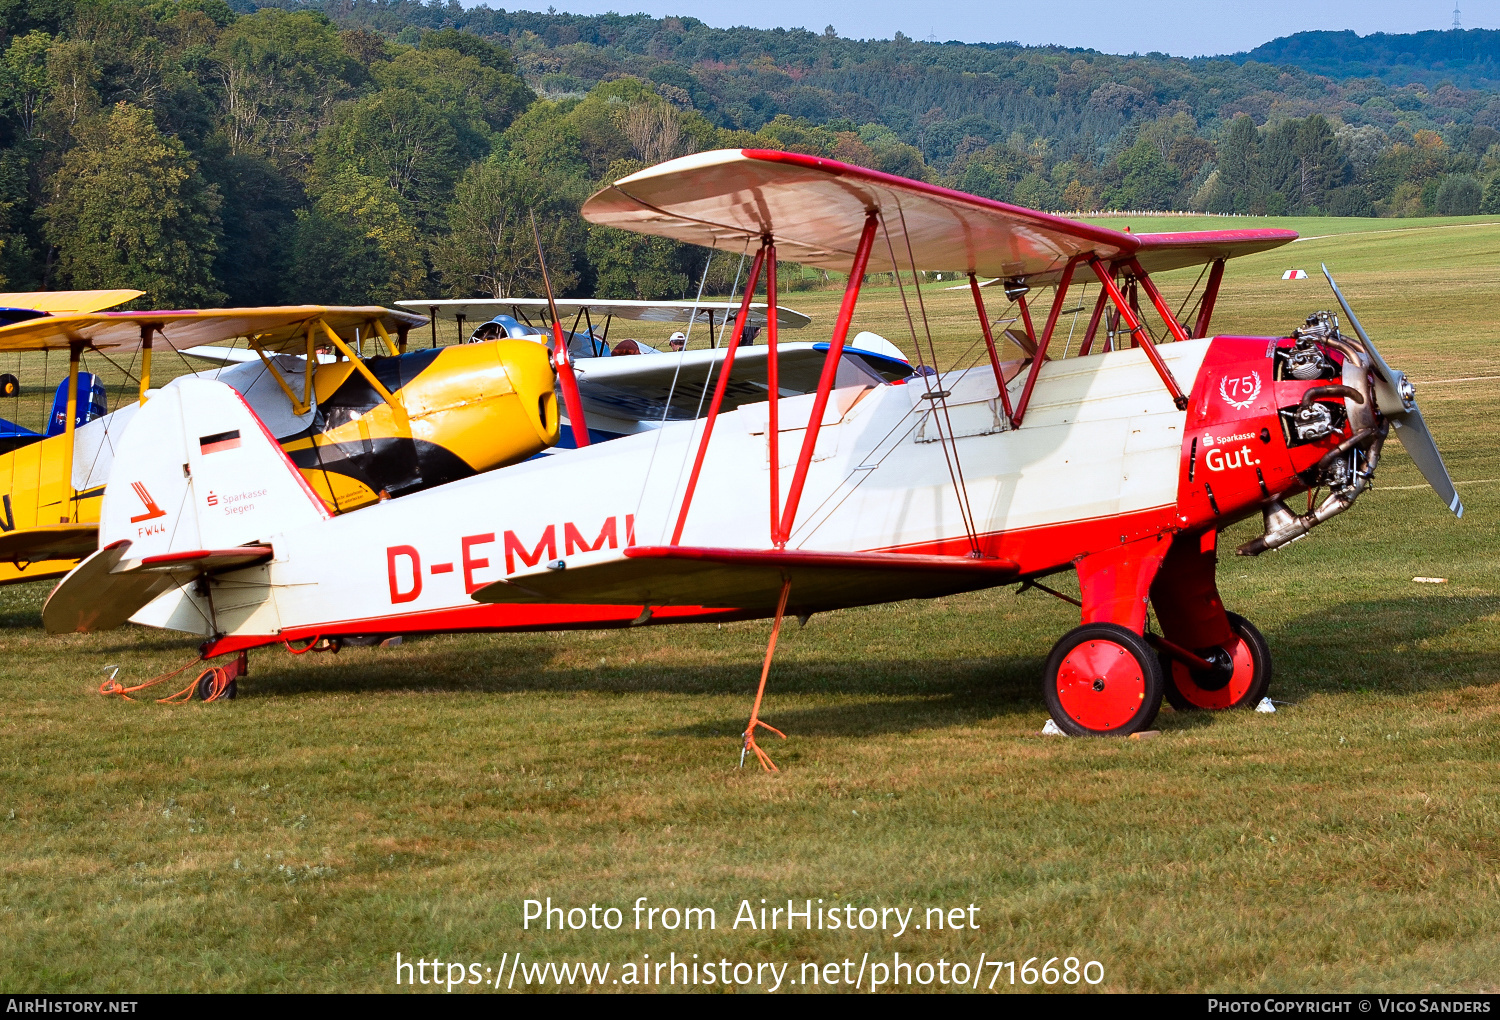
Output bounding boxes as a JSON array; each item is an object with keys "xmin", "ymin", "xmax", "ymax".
[
  {"xmin": 46, "ymin": 149, "xmax": 1460, "ymax": 755},
  {"xmin": 392, "ymin": 298, "xmax": 911, "ymax": 445}
]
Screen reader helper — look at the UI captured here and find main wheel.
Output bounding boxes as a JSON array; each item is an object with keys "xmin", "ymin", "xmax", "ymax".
[
  {"xmin": 1043, "ymin": 623, "xmax": 1164, "ymax": 736},
  {"xmin": 1160, "ymin": 611, "xmax": 1271, "ymax": 711},
  {"xmin": 0, "ymin": 374, "xmax": 18, "ymax": 398}
]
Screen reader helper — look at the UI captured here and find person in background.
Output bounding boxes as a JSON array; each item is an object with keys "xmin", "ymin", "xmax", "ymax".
[
  {"xmin": 611, "ymin": 338, "xmax": 643, "ymax": 356},
  {"xmin": 668, "ymin": 331, "xmax": 687, "ymax": 351},
  {"xmin": 740, "ymin": 325, "xmax": 761, "ymax": 346}
]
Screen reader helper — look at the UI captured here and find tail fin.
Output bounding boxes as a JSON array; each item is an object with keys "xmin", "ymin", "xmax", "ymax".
[
  {"xmin": 45, "ymin": 372, "xmax": 106, "ymax": 436},
  {"xmin": 99, "ymin": 377, "xmax": 329, "ymax": 559}
]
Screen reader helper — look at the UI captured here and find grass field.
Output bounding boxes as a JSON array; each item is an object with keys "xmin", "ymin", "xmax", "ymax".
[{"xmin": 2, "ymin": 217, "xmax": 1499, "ymax": 993}]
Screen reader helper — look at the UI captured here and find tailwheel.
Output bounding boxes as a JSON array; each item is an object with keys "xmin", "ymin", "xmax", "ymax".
[
  {"xmin": 0, "ymin": 374, "xmax": 18, "ymax": 398},
  {"xmin": 196, "ymin": 672, "xmax": 237, "ymax": 701},
  {"xmin": 1160, "ymin": 612, "xmax": 1271, "ymax": 711},
  {"xmin": 1043, "ymin": 623, "xmax": 1164, "ymax": 736}
]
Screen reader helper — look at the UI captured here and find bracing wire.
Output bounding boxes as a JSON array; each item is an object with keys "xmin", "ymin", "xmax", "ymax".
[
  {"xmin": 875, "ymin": 207, "xmax": 980, "ymax": 555},
  {"xmin": 895, "ymin": 205, "xmax": 980, "ymax": 554},
  {"xmin": 792, "ymin": 325, "xmax": 996, "ymax": 546},
  {"xmin": 75, "ymin": 348, "xmax": 141, "ymax": 495},
  {"xmin": 637, "ymin": 245, "xmax": 745, "ymax": 540},
  {"xmin": 1174, "ymin": 261, "xmax": 1211, "ymax": 333},
  {"xmin": 35, "ymin": 348, "xmax": 49, "ymax": 506},
  {"xmin": 1062, "ymin": 282, "xmax": 1090, "ymax": 358}
]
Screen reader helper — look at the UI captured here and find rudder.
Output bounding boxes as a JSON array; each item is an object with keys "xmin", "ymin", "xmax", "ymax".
[{"xmin": 99, "ymin": 377, "xmax": 329, "ymax": 559}]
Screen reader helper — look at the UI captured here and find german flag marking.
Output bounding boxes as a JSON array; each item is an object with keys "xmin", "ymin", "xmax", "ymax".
[{"xmin": 200, "ymin": 430, "xmax": 242, "ymax": 455}]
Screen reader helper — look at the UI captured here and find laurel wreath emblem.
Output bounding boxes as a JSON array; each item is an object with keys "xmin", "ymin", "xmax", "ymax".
[{"xmin": 1219, "ymin": 372, "xmax": 1261, "ymax": 411}]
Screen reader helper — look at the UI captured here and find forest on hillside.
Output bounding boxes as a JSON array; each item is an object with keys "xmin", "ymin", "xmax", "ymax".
[
  {"xmin": 1236, "ymin": 28, "xmax": 1500, "ymax": 89},
  {"xmin": 5, "ymin": 1, "xmax": 1500, "ymax": 309}
]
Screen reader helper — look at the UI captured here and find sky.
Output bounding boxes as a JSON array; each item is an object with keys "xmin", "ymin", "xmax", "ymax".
[{"xmin": 501, "ymin": 0, "xmax": 1500, "ymax": 58}]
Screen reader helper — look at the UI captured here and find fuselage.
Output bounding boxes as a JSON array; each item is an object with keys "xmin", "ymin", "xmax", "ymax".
[{"xmin": 136, "ymin": 334, "xmax": 1364, "ymax": 654}]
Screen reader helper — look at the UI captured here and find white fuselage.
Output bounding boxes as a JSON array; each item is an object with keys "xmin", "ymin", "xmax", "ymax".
[{"xmin": 133, "ymin": 341, "xmax": 1212, "ymax": 638}]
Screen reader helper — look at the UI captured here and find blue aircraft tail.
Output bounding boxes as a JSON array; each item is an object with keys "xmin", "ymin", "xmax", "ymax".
[{"xmin": 45, "ymin": 373, "xmax": 107, "ymax": 436}]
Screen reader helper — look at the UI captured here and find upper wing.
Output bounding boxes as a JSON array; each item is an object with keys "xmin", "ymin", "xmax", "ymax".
[
  {"xmin": 1131, "ymin": 230, "xmax": 1301, "ymax": 276},
  {"xmin": 574, "ymin": 340, "xmax": 909, "ymax": 423},
  {"xmin": 0, "ymin": 306, "xmax": 429, "ymax": 354},
  {"xmin": 396, "ymin": 297, "xmax": 811, "ymax": 330},
  {"xmin": 582, "ymin": 149, "xmax": 1296, "ymax": 280},
  {"xmin": 0, "ymin": 290, "xmax": 142, "ymax": 314}
]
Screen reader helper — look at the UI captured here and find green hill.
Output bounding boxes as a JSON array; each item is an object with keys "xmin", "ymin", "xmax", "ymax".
[{"xmin": 1232, "ymin": 28, "xmax": 1500, "ymax": 88}]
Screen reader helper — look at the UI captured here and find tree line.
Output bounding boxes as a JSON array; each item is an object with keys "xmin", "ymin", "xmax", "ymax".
[{"xmin": 4, "ymin": 1, "xmax": 1500, "ymax": 309}]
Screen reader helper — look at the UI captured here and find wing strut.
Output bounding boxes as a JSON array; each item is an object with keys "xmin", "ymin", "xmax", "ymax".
[
  {"xmin": 1079, "ymin": 288, "xmax": 1110, "ymax": 356},
  {"xmin": 778, "ymin": 212, "xmax": 880, "ymax": 542},
  {"xmin": 765, "ymin": 240, "xmax": 784, "ymax": 547},
  {"xmin": 968, "ymin": 273, "xmax": 1015, "ymax": 424},
  {"xmin": 138, "ymin": 325, "xmax": 153, "ymax": 402},
  {"xmin": 1193, "ymin": 259, "xmax": 1226, "ymax": 339},
  {"xmin": 1087, "ymin": 259, "xmax": 1188, "ymax": 411},
  {"xmin": 58, "ymin": 341, "xmax": 82, "ymax": 524},
  {"xmin": 670, "ymin": 242, "xmax": 769, "ymax": 544},
  {"xmin": 1128, "ymin": 258, "xmax": 1192, "ymax": 343},
  {"xmin": 1012, "ymin": 257, "xmax": 1083, "ymax": 426}
]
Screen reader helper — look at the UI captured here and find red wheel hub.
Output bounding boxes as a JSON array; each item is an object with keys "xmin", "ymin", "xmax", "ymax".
[
  {"xmin": 1054, "ymin": 639, "xmax": 1147, "ymax": 731},
  {"xmin": 1171, "ymin": 635, "xmax": 1254, "ymax": 709}
]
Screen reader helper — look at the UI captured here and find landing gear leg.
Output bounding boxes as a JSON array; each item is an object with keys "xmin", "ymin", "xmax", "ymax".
[{"xmin": 1150, "ymin": 534, "xmax": 1273, "ymax": 710}]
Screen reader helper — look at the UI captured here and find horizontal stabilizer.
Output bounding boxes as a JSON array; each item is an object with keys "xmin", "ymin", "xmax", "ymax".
[
  {"xmin": 44, "ymin": 541, "xmax": 169, "ymax": 633},
  {"xmin": 44, "ymin": 541, "xmax": 274, "ymax": 633},
  {"xmin": 0, "ymin": 524, "xmax": 98, "ymax": 564},
  {"xmin": 471, "ymin": 545, "xmax": 1019, "ymax": 613},
  {"xmin": 119, "ymin": 546, "xmax": 272, "ymax": 575}
]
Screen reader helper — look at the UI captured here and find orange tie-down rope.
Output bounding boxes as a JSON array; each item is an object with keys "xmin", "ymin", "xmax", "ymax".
[
  {"xmin": 741, "ymin": 578, "xmax": 792, "ymax": 772},
  {"xmin": 99, "ymin": 651, "xmax": 247, "ymax": 703}
]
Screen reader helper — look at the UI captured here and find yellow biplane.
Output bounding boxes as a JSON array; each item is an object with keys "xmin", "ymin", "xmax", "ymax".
[{"xmin": 0, "ymin": 302, "xmax": 558, "ymax": 585}]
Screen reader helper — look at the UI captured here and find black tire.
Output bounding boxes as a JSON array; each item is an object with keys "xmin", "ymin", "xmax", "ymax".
[
  {"xmin": 0, "ymin": 374, "xmax": 19, "ymax": 398},
  {"xmin": 1161, "ymin": 611, "xmax": 1272, "ymax": 711},
  {"xmin": 196, "ymin": 672, "xmax": 237, "ymax": 701},
  {"xmin": 1043, "ymin": 623, "xmax": 1164, "ymax": 736}
]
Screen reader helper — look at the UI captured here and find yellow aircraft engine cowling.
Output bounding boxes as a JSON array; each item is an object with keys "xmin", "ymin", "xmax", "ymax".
[{"xmin": 284, "ymin": 339, "xmax": 558, "ymax": 512}]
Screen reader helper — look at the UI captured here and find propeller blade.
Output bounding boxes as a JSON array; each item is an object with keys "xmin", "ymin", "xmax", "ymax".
[
  {"xmin": 1321, "ymin": 264, "xmax": 1407, "ymax": 412},
  {"xmin": 1391, "ymin": 408, "xmax": 1464, "ymax": 518},
  {"xmin": 1321, "ymin": 264, "xmax": 1462, "ymax": 518}
]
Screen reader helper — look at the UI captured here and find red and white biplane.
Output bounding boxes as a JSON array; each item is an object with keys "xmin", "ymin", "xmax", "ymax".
[{"xmin": 45, "ymin": 149, "xmax": 1460, "ymax": 751}]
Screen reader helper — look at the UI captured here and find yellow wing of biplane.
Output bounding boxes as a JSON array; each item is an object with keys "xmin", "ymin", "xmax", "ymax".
[
  {"xmin": 0, "ymin": 290, "xmax": 142, "ymax": 314},
  {"xmin": 0, "ymin": 305, "xmax": 427, "ymax": 354}
]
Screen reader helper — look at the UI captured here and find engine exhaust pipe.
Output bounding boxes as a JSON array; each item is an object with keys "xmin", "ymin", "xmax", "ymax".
[{"xmin": 1237, "ymin": 491, "xmax": 1359, "ymax": 557}]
